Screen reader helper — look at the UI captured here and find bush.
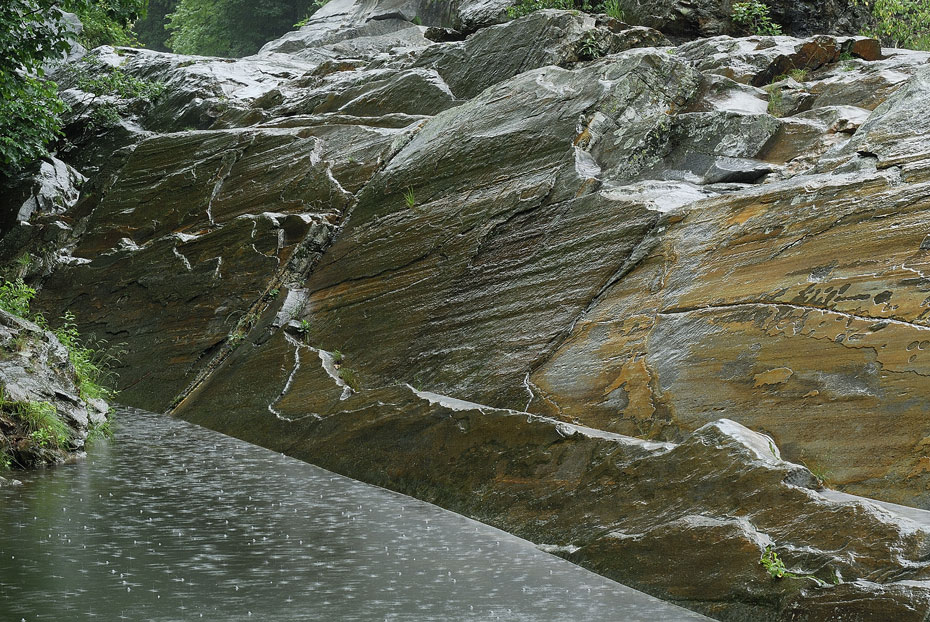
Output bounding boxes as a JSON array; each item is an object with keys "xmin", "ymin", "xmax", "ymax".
[
  {"xmin": 0, "ymin": 279, "xmax": 36, "ymax": 318},
  {"xmin": 74, "ymin": 0, "xmax": 147, "ymax": 48},
  {"xmin": 731, "ymin": 1, "xmax": 783, "ymax": 36},
  {"xmin": 55, "ymin": 311, "xmax": 116, "ymax": 402},
  {"xmin": 507, "ymin": 0, "xmax": 624, "ymax": 19}
]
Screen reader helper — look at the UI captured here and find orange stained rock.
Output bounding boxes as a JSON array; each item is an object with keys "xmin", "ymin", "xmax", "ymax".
[
  {"xmin": 753, "ymin": 367, "xmax": 794, "ymax": 387},
  {"xmin": 907, "ymin": 456, "xmax": 930, "ymax": 480},
  {"xmin": 726, "ymin": 202, "xmax": 767, "ymax": 226},
  {"xmin": 604, "ymin": 357, "xmax": 655, "ymax": 421}
]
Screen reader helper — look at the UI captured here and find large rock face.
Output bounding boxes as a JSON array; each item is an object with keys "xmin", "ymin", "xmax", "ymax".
[{"xmin": 7, "ymin": 1, "xmax": 930, "ymax": 619}]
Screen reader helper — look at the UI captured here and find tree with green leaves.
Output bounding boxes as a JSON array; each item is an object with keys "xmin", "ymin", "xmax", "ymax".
[
  {"xmin": 76, "ymin": 0, "xmax": 148, "ymax": 47},
  {"xmin": 0, "ymin": 1, "xmax": 75, "ymax": 177},
  {"xmin": 0, "ymin": 0, "xmax": 146, "ymax": 178},
  {"xmin": 855, "ymin": 0, "xmax": 930, "ymax": 50},
  {"xmin": 165, "ymin": 0, "xmax": 319, "ymax": 57},
  {"xmin": 134, "ymin": 0, "xmax": 178, "ymax": 51}
]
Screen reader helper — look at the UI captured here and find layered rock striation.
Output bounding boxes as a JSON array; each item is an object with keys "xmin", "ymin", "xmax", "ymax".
[{"xmin": 4, "ymin": 0, "xmax": 930, "ymax": 618}]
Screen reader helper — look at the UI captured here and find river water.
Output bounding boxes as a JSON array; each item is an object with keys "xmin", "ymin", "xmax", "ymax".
[{"xmin": 0, "ymin": 408, "xmax": 710, "ymax": 621}]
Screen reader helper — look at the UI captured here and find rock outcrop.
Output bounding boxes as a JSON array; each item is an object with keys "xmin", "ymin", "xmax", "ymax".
[{"xmin": 5, "ymin": 1, "xmax": 930, "ymax": 619}]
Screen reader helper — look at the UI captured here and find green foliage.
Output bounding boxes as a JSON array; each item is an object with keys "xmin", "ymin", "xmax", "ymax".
[
  {"xmin": 338, "ymin": 367, "xmax": 361, "ymax": 391},
  {"xmin": 854, "ymin": 0, "xmax": 930, "ymax": 50},
  {"xmin": 602, "ymin": 0, "xmax": 624, "ymax": 19},
  {"xmin": 731, "ymin": 1, "xmax": 783, "ymax": 36},
  {"xmin": 55, "ymin": 311, "xmax": 115, "ymax": 402},
  {"xmin": 295, "ymin": 0, "xmax": 330, "ymax": 27},
  {"xmin": 74, "ymin": 0, "xmax": 148, "ymax": 48},
  {"xmin": 167, "ymin": 0, "xmax": 314, "ymax": 57},
  {"xmin": 0, "ymin": 392, "xmax": 71, "ymax": 463},
  {"xmin": 0, "ymin": 0, "xmax": 146, "ymax": 176},
  {"xmin": 87, "ymin": 417, "xmax": 114, "ymax": 443},
  {"xmin": 760, "ymin": 546, "xmax": 828, "ymax": 585},
  {"xmin": 0, "ymin": 278, "xmax": 116, "ymax": 404},
  {"xmin": 65, "ymin": 56, "xmax": 164, "ymax": 129},
  {"xmin": 88, "ymin": 102, "xmax": 123, "ymax": 128},
  {"xmin": 0, "ymin": 0, "xmax": 72, "ymax": 176},
  {"xmin": 71, "ymin": 59, "xmax": 165, "ymax": 100},
  {"xmin": 14, "ymin": 400, "xmax": 70, "ymax": 448},
  {"xmin": 788, "ymin": 68, "xmax": 808, "ymax": 82},
  {"xmin": 0, "ymin": 75, "xmax": 68, "ymax": 176},
  {"xmin": 765, "ymin": 84, "xmax": 783, "ymax": 117},
  {"xmin": 0, "ymin": 279, "xmax": 36, "ymax": 318},
  {"xmin": 579, "ymin": 32, "xmax": 606, "ymax": 59}
]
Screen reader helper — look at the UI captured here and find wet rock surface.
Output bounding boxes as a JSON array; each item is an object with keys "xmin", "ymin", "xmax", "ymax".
[{"xmin": 7, "ymin": 1, "xmax": 930, "ymax": 619}]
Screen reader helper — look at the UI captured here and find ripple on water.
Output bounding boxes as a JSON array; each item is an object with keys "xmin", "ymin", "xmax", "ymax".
[{"xmin": 0, "ymin": 408, "xmax": 710, "ymax": 621}]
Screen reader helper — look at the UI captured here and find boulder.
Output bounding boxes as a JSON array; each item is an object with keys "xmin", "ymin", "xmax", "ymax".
[
  {"xmin": 0, "ymin": 158, "xmax": 85, "ymax": 233},
  {"xmin": 414, "ymin": 10, "xmax": 670, "ymax": 99}
]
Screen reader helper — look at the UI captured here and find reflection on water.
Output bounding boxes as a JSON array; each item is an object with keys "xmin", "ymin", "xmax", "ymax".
[{"xmin": 0, "ymin": 408, "xmax": 709, "ymax": 621}]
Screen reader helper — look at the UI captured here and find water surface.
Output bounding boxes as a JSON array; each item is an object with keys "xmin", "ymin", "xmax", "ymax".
[{"xmin": 0, "ymin": 408, "xmax": 710, "ymax": 621}]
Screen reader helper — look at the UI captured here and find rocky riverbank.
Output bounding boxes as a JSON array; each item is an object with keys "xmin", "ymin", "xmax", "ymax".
[{"xmin": 0, "ymin": 309, "xmax": 109, "ymax": 473}]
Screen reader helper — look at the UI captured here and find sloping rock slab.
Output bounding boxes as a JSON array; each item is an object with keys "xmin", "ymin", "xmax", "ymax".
[
  {"xmin": 174, "ymin": 366, "xmax": 930, "ymax": 621},
  {"xmin": 34, "ymin": 128, "xmax": 349, "ymax": 410}
]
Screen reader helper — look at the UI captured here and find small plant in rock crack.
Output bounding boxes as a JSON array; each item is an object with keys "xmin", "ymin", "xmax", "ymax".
[
  {"xmin": 403, "ymin": 187, "xmax": 417, "ymax": 209},
  {"xmin": 765, "ymin": 84, "xmax": 783, "ymax": 117},
  {"xmin": 294, "ymin": 319, "xmax": 312, "ymax": 343},
  {"xmin": 760, "ymin": 546, "xmax": 789, "ymax": 578},
  {"xmin": 760, "ymin": 546, "xmax": 828, "ymax": 585},
  {"xmin": 338, "ymin": 367, "xmax": 361, "ymax": 391},
  {"xmin": 0, "ymin": 278, "xmax": 35, "ymax": 318},
  {"xmin": 579, "ymin": 32, "xmax": 607, "ymax": 60}
]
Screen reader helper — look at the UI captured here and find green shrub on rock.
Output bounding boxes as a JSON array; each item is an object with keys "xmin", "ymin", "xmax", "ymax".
[
  {"xmin": 731, "ymin": 0, "xmax": 783, "ymax": 36},
  {"xmin": 0, "ymin": 279, "xmax": 36, "ymax": 318}
]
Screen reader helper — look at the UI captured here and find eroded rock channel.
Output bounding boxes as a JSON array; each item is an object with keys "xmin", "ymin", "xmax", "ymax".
[{"xmin": 4, "ymin": 0, "xmax": 930, "ymax": 619}]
